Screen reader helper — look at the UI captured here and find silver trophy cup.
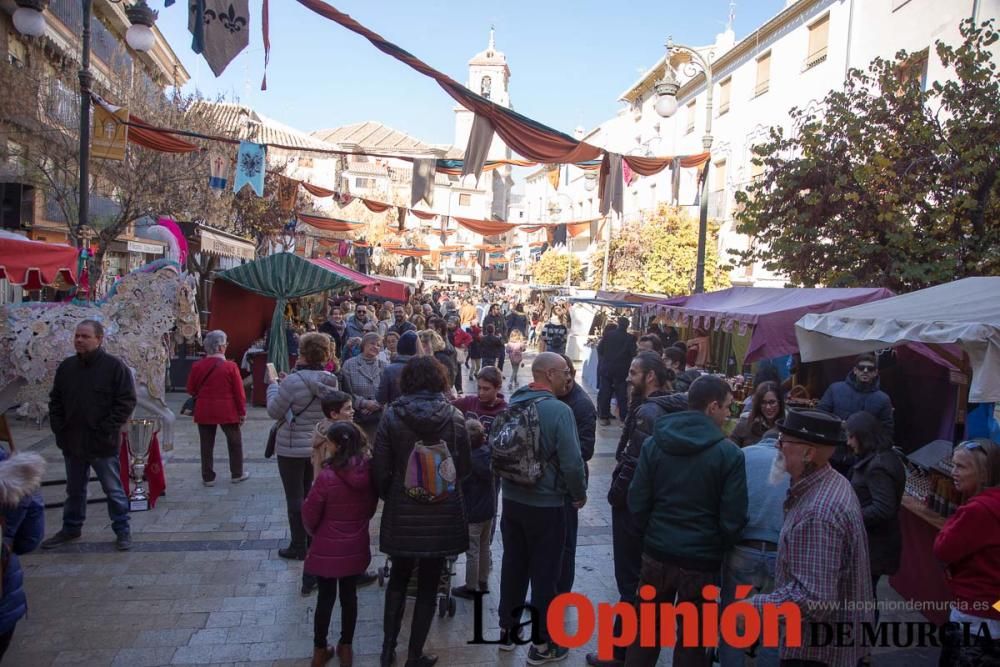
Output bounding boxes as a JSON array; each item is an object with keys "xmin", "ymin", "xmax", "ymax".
[{"xmin": 126, "ymin": 418, "xmax": 157, "ymax": 511}]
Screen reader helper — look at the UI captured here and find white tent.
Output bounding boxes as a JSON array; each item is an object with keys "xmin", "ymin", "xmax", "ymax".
[{"xmin": 795, "ymin": 277, "xmax": 1000, "ymax": 403}]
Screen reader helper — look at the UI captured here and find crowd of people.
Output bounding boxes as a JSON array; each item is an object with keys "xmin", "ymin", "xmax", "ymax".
[{"xmin": 18, "ymin": 300, "xmax": 1000, "ymax": 667}]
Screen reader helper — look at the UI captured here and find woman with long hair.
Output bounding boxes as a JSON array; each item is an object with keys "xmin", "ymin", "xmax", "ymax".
[
  {"xmin": 373, "ymin": 357, "xmax": 470, "ymax": 667},
  {"xmin": 934, "ymin": 438, "xmax": 1000, "ymax": 665},
  {"xmin": 731, "ymin": 381, "xmax": 785, "ymax": 447},
  {"xmin": 845, "ymin": 412, "xmax": 905, "ymax": 607},
  {"xmin": 303, "ymin": 422, "xmax": 377, "ymax": 667}
]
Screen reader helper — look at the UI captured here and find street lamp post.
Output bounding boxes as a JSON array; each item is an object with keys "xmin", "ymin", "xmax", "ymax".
[
  {"xmin": 11, "ymin": 0, "xmax": 159, "ymax": 244},
  {"xmin": 654, "ymin": 37, "xmax": 713, "ymax": 293}
]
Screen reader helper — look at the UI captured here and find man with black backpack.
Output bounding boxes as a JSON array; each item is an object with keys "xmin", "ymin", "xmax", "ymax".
[
  {"xmin": 490, "ymin": 352, "xmax": 587, "ymax": 664},
  {"xmin": 587, "ymin": 351, "xmax": 686, "ymax": 667}
]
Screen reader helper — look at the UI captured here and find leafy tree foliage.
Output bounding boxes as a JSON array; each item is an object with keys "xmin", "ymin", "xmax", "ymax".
[
  {"xmin": 733, "ymin": 20, "xmax": 1000, "ymax": 291},
  {"xmin": 590, "ymin": 204, "xmax": 730, "ymax": 295},
  {"xmin": 531, "ymin": 248, "xmax": 584, "ymax": 285}
]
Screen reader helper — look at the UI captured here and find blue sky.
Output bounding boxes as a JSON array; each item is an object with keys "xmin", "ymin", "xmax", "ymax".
[{"xmin": 157, "ymin": 1, "xmax": 784, "ymax": 147}]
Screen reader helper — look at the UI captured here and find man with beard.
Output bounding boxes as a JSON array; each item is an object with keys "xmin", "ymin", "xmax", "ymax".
[
  {"xmin": 319, "ymin": 306, "xmax": 347, "ymax": 358},
  {"xmin": 344, "ymin": 304, "xmax": 374, "ymax": 340},
  {"xmin": 818, "ymin": 353, "xmax": 894, "ymax": 434},
  {"xmin": 717, "ymin": 428, "xmax": 788, "ymax": 667},
  {"xmin": 624, "ymin": 375, "xmax": 747, "ymax": 667},
  {"xmin": 555, "ymin": 354, "xmax": 597, "ymax": 597},
  {"xmin": 387, "ymin": 304, "xmax": 416, "ymax": 336},
  {"xmin": 587, "ymin": 351, "xmax": 686, "ymax": 667},
  {"xmin": 749, "ymin": 408, "xmax": 874, "ymax": 667}
]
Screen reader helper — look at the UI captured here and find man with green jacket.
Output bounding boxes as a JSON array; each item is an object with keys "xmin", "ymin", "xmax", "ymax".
[
  {"xmin": 497, "ymin": 352, "xmax": 587, "ymax": 664},
  {"xmin": 626, "ymin": 375, "xmax": 748, "ymax": 667}
]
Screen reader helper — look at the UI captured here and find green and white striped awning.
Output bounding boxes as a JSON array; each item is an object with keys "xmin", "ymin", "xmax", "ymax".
[{"xmin": 215, "ymin": 252, "xmax": 360, "ymax": 370}]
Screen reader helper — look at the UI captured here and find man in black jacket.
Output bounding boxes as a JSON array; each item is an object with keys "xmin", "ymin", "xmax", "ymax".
[
  {"xmin": 596, "ymin": 317, "xmax": 637, "ymax": 424},
  {"xmin": 588, "ymin": 351, "xmax": 686, "ymax": 666},
  {"xmin": 556, "ymin": 354, "xmax": 597, "ymax": 596},
  {"xmin": 42, "ymin": 320, "xmax": 137, "ymax": 551}
]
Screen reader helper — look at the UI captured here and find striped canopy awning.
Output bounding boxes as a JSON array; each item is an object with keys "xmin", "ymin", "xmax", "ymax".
[{"xmin": 214, "ymin": 252, "xmax": 361, "ymax": 370}]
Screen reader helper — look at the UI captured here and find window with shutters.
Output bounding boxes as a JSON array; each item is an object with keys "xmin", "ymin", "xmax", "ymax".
[
  {"xmin": 897, "ymin": 48, "xmax": 929, "ymax": 90},
  {"xmin": 685, "ymin": 100, "xmax": 697, "ymax": 134},
  {"xmin": 718, "ymin": 78, "xmax": 732, "ymax": 116},
  {"xmin": 8, "ymin": 35, "xmax": 27, "ymax": 67},
  {"xmin": 805, "ymin": 14, "xmax": 830, "ymax": 69},
  {"xmin": 713, "ymin": 160, "xmax": 727, "ymax": 193},
  {"xmin": 754, "ymin": 52, "xmax": 771, "ymax": 97}
]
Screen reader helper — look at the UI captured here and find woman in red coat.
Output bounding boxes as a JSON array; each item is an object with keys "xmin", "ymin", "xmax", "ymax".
[
  {"xmin": 302, "ymin": 422, "xmax": 377, "ymax": 667},
  {"xmin": 185, "ymin": 330, "xmax": 249, "ymax": 486},
  {"xmin": 933, "ymin": 438, "xmax": 1000, "ymax": 665}
]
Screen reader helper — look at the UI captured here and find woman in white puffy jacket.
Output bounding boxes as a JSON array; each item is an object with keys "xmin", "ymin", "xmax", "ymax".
[{"xmin": 267, "ymin": 332, "xmax": 340, "ymax": 593}]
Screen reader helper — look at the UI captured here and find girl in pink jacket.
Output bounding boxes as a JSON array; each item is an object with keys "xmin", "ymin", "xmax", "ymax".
[{"xmin": 302, "ymin": 422, "xmax": 378, "ymax": 667}]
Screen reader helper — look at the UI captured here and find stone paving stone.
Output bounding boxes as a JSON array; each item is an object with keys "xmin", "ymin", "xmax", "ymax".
[
  {"xmin": 111, "ymin": 646, "xmax": 180, "ymax": 667},
  {"xmin": 51, "ymin": 648, "xmax": 119, "ymax": 664}
]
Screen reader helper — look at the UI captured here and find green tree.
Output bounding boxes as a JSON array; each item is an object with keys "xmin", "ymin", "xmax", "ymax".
[
  {"xmin": 733, "ymin": 19, "xmax": 1000, "ymax": 291},
  {"xmin": 531, "ymin": 248, "xmax": 584, "ymax": 285},
  {"xmin": 590, "ymin": 204, "xmax": 730, "ymax": 295}
]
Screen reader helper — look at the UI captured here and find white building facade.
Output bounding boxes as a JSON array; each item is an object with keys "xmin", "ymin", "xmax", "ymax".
[{"xmin": 537, "ymin": 0, "xmax": 998, "ymax": 287}]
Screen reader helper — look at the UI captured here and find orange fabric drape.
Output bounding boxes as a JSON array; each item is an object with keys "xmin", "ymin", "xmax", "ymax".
[
  {"xmin": 127, "ymin": 115, "xmax": 201, "ymax": 153},
  {"xmin": 298, "ymin": 213, "xmax": 363, "ymax": 233},
  {"xmin": 519, "ymin": 225, "xmax": 543, "ymax": 233},
  {"xmin": 410, "ymin": 210, "xmax": 437, "ymax": 220},
  {"xmin": 362, "ymin": 199, "xmax": 392, "ymax": 213},
  {"xmin": 385, "ymin": 246, "xmax": 430, "ymax": 257},
  {"xmin": 454, "ymin": 217, "xmax": 519, "ymax": 235},
  {"xmin": 567, "ymin": 221, "xmax": 591, "ymax": 238},
  {"xmin": 301, "ymin": 181, "xmax": 336, "ymax": 197},
  {"xmin": 623, "ymin": 151, "xmax": 711, "ymax": 176},
  {"xmin": 547, "ymin": 167, "xmax": 560, "ymax": 190}
]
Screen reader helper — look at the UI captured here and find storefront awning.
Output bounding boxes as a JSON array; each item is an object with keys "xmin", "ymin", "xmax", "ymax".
[
  {"xmin": 200, "ymin": 229, "xmax": 256, "ymax": 261},
  {"xmin": 0, "ymin": 231, "xmax": 77, "ymax": 289}
]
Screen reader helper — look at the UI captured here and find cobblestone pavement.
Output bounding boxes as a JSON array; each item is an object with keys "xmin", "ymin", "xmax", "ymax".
[{"xmin": 5, "ymin": 356, "xmax": 940, "ymax": 666}]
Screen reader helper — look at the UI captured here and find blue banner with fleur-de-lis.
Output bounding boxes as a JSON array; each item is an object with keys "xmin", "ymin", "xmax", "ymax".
[{"xmin": 234, "ymin": 141, "xmax": 266, "ymax": 196}]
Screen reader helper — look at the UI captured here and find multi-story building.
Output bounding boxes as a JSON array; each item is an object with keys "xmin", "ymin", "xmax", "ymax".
[
  {"xmin": 0, "ymin": 0, "xmax": 189, "ymax": 292},
  {"xmin": 536, "ymin": 0, "xmax": 998, "ymax": 287}
]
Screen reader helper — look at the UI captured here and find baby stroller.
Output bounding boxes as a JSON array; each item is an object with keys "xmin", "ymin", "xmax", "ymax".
[{"xmin": 378, "ymin": 556, "xmax": 458, "ymax": 618}]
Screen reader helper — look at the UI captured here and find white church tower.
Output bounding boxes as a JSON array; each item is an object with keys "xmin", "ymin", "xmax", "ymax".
[{"xmin": 453, "ymin": 28, "xmax": 513, "ymax": 220}]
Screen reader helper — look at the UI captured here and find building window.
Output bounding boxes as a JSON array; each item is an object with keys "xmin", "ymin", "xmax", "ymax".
[
  {"xmin": 750, "ymin": 156, "xmax": 765, "ymax": 183},
  {"xmin": 713, "ymin": 160, "xmax": 727, "ymax": 192},
  {"xmin": 5, "ymin": 141, "xmax": 24, "ymax": 174},
  {"xmin": 897, "ymin": 48, "xmax": 929, "ymax": 90},
  {"xmin": 8, "ymin": 35, "xmax": 27, "ymax": 67},
  {"xmin": 685, "ymin": 100, "xmax": 697, "ymax": 134},
  {"xmin": 458, "ymin": 193, "xmax": 472, "ymax": 207},
  {"xmin": 481, "ymin": 75, "xmax": 492, "ymax": 100},
  {"xmin": 755, "ymin": 52, "xmax": 771, "ymax": 97},
  {"xmin": 299, "ymin": 156, "xmax": 314, "ymax": 168},
  {"xmin": 718, "ymin": 78, "xmax": 732, "ymax": 116},
  {"xmin": 47, "ymin": 78, "xmax": 78, "ymax": 128},
  {"xmin": 354, "ymin": 177, "xmax": 374, "ymax": 189},
  {"xmin": 805, "ymin": 14, "xmax": 830, "ymax": 69}
]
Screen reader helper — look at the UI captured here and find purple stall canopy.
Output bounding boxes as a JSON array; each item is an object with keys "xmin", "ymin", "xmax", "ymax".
[{"xmin": 644, "ymin": 286, "xmax": 894, "ymax": 364}]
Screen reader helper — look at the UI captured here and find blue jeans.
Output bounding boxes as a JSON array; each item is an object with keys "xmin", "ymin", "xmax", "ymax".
[
  {"xmin": 63, "ymin": 453, "xmax": 130, "ymax": 536},
  {"xmin": 719, "ymin": 545, "xmax": 779, "ymax": 667}
]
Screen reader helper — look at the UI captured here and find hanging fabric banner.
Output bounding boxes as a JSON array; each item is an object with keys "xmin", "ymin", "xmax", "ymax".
[
  {"xmin": 462, "ymin": 114, "xmax": 494, "ymax": 182},
  {"xmin": 277, "ymin": 176, "xmax": 300, "ymax": 212},
  {"xmin": 189, "ymin": 0, "xmax": 251, "ymax": 77},
  {"xmin": 411, "ymin": 157, "xmax": 436, "ymax": 207},
  {"xmin": 599, "ymin": 153, "xmax": 625, "ymax": 216},
  {"xmin": 234, "ymin": 141, "xmax": 266, "ymax": 196},
  {"xmin": 91, "ymin": 104, "xmax": 128, "ymax": 160},
  {"xmin": 208, "ymin": 151, "xmax": 230, "ymax": 193},
  {"xmin": 546, "ymin": 165, "xmax": 560, "ymax": 190},
  {"xmin": 670, "ymin": 157, "xmax": 682, "ymax": 204}
]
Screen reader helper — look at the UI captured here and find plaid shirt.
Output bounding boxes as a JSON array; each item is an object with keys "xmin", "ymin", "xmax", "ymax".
[
  {"xmin": 341, "ymin": 355, "xmax": 387, "ymax": 401},
  {"xmin": 752, "ymin": 465, "xmax": 874, "ymax": 666}
]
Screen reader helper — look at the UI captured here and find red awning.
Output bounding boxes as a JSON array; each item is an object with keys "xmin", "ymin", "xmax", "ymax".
[
  {"xmin": 0, "ymin": 233, "xmax": 78, "ymax": 290},
  {"xmin": 309, "ymin": 258, "xmax": 411, "ymax": 302}
]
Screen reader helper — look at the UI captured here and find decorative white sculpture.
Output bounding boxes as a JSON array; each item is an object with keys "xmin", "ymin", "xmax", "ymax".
[{"xmin": 0, "ymin": 260, "xmax": 200, "ymax": 451}]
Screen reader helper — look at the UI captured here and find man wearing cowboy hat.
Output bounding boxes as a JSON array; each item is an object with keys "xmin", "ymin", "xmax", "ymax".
[{"xmin": 750, "ymin": 408, "xmax": 874, "ymax": 667}]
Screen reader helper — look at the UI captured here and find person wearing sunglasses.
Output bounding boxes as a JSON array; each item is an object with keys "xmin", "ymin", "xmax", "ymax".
[
  {"xmin": 933, "ymin": 438, "xmax": 1000, "ymax": 664},
  {"xmin": 749, "ymin": 408, "xmax": 874, "ymax": 667},
  {"xmin": 817, "ymin": 353, "xmax": 894, "ymax": 456}
]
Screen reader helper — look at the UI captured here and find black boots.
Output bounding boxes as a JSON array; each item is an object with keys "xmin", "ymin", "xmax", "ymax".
[
  {"xmin": 380, "ymin": 590, "xmax": 406, "ymax": 667},
  {"xmin": 405, "ymin": 602, "xmax": 438, "ymax": 667}
]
